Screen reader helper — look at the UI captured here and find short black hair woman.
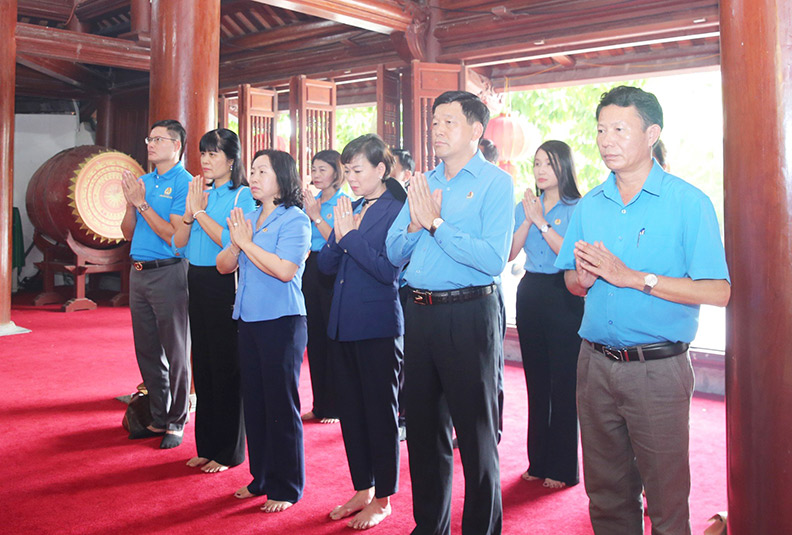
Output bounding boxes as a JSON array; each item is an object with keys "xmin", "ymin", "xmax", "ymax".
[
  {"xmin": 300, "ymin": 149, "xmax": 347, "ymax": 424},
  {"xmin": 173, "ymin": 128, "xmax": 255, "ymax": 473},
  {"xmin": 317, "ymin": 134, "xmax": 405, "ymax": 529},
  {"xmin": 508, "ymin": 140, "xmax": 584, "ymax": 489},
  {"xmin": 216, "ymin": 149, "xmax": 311, "ymax": 513}
]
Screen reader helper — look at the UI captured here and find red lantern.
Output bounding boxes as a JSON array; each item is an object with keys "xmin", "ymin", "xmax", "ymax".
[{"xmin": 484, "ymin": 113, "xmax": 533, "ymax": 163}]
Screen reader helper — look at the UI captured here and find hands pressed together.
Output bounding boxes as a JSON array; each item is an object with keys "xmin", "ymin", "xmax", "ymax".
[
  {"xmin": 121, "ymin": 169, "xmax": 146, "ymax": 208},
  {"xmin": 521, "ymin": 188, "xmax": 547, "ymax": 227},
  {"xmin": 303, "ymin": 188, "xmax": 322, "ymax": 221},
  {"xmin": 406, "ymin": 172, "xmax": 442, "ymax": 233},
  {"xmin": 572, "ymin": 240, "xmax": 636, "ymax": 290},
  {"xmin": 185, "ymin": 175, "xmax": 209, "ymax": 218},
  {"xmin": 333, "ymin": 196, "xmax": 360, "ymax": 240},
  {"xmin": 227, "ymin": 207, "xmax": 253, "ymax": 251}
]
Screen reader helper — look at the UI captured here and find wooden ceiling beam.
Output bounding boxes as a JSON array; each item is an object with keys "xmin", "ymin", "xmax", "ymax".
[
  {"xmin": 221, "ymin": 28, "xmax": 362, "ymax": 64},
  {"xmin": 15, "ymin": 22, "xmax": 150, "ymax": 71},
  {"xmin": 222, "ymin": 19, "xmax": 342, "ymax": 50},
  {"xmin": 18, "ymin": 0, "xmax": 72, "ymax": 21},
  {"xmin": 74, "ymin": 0, "xmax": 128, "ymax": 21},
  {"xmin": 15, "ymin": 64, "xmax": 93, "ymax": 99},
  {"xmin": 16, "ymin": 54, "xmax": 109, "ymax": 91},
  {"xmin": 248, "ymin": 0, "xmax": 413, "ymax": 34}
]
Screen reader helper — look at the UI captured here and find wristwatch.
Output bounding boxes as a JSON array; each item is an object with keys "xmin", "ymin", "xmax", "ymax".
[
  {"xmin": 539, "ymin": 223, "xmax": 550, "ymax": 234},
  {"xmin": 643, "ymin": 273, "xmax": 658, "ymax": 294},
  {"xmin": 429, "ymin": 217, "xmax": 444, "ymax": 237},
  {"xmin": 314, "ymin": 217, "xmax": 323, "ymax": 225},
  {"xmin": 137, "ymin": 202, "xmax": 150, "ymax": 213}
]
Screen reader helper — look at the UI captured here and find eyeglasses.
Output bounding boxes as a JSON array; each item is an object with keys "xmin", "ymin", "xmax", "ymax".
[{"xmin": 145, "ymin": 136, "xmax": 179, "ymax": 145}]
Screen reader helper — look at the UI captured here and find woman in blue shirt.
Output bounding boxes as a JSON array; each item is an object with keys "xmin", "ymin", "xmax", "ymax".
[
  {"xmin": 173, "ymin": 128, "xmax": 255, "ymax": 473},
  {"xmin": 318, "ymin": 135, "xmax": 404, "ymax": 530},
  {"xmin": 509, "ymin": 140, "xmax": 584, "ymax": 489},
  {"xmin": 217, "ymin": 150, "xmax": 311, "ymax": 513},
  {"xmin": 301, "ymin": 150, "xmax": 346, "ymax": 424}
]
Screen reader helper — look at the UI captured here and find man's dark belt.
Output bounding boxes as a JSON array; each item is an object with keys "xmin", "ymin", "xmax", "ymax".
[
  {"xmin": 132, "ymin": 257, "xmax": 182, "ymax": 271},
  {"xmin": 412, "ymin": 283, "xmax": 495, "ymax": 306},
  {"xmin": 586, "ymin": 340, "xmax": 689, "ymax": 362}
]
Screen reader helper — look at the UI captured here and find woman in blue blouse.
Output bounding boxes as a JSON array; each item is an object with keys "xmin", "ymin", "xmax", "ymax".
[
  {"xmin": 509, "ymin": 140, "xmax": 584, "ymax": 489},
  {"xmin": 174, "ymin": 128, "xmax": 255, "ymax": 472},
  {"xmin": 317, "ymin": 135, "xmax": 404, "ymax": 530},
  {"xmin": 301, "ymin": 150, "xmax": 346, "ymax": 424},
  {"xmin": 217, "ymin": 149, "xmax": 311, "ymax": 513}
]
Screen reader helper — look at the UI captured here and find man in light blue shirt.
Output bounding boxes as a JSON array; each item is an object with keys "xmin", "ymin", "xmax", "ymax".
[
  {"xmin": 387, "ymin": 91, "xmax": 513, "ymax": 535},
  {"xmin": 121, "ymin": 119, "xmax": 191, "ymax": 450},
  {"xmin": 555, "ymin": 86, "xmax": 730, "ymax": 535}
]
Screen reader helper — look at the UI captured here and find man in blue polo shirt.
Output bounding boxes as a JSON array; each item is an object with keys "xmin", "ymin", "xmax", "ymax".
[
  {"xmin": 121, "ymin": 119, "xmax": 192, "ymax": 450},
  {"xmin": 387, "ymin": 91, "xmax": 514, "ymax": 535},
  {"xmin": 555, "ymin": 86, "xmax": 730, "ymax": 534}
]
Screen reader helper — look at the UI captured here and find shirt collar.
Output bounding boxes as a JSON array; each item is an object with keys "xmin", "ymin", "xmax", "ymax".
[
  {"xmin": 433, "ymin": 150, "xmax": 488, "ymax": 181},
  {"xmin": 213, "ymin": 181, "xmax": 234, "ymax": 194},
  {"xmin": 600, "ymin": 160, "xmax": 665, "ymax": 204},
  {"xmin": 154, "ymin": 160, "xmax": 185, "ymax": 180}
]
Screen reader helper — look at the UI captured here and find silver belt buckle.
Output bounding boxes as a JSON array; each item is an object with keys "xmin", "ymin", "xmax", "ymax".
[{"xmin": 603, "ymin": 347, "xmax": 625, "ymax": 361}]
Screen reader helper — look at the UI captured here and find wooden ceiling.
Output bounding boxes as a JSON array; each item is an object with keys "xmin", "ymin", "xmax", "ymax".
[{"xmin": 15, "ymin": 0, "xmax": 721, "ymax": 105}]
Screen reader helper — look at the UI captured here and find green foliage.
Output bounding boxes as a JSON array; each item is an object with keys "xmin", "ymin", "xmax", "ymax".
[{"xmin": 336, "ymin": 106, "xmax": 377, "ymax": 149}]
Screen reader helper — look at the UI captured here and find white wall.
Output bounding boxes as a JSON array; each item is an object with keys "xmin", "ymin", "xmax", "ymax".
[{"xmin": 12, "ymin": 114, "xmax": 95, "ymax": 285}]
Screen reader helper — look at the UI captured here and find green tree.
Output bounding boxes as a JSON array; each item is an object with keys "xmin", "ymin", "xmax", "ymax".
[{"xmin": 336, "ymin": 106, "xmax": 376, "ymax": 149}]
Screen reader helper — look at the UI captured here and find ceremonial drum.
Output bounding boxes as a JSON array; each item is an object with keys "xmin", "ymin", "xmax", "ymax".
[{"xmin": 26, "ymin": 145, "xmax": 145, "ymax": 248}]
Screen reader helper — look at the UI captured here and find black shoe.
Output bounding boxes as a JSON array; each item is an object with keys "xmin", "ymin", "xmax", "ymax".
[
  {"xmin": 129, "ymin": 427, "xmax": 166, "ymax": 440},
  {"xmin": 160, "ymin": 433, "xmax": 183, "ymax": 449}
]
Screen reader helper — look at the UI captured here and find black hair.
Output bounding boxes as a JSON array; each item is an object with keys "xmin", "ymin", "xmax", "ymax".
[
  {"xmin": 535, "ymin": 140, "xmax": 581, "ymax": 203},
  {"xmin": 340, "ymin": 134, "xmax": 394, "ymax": 182},
  {"xmin": 391, "ymin": 148, "xmax": 415, "ymax": 174},
  {"xmin": 311, "ymin": 149, "xmax": 344, "ymax": 190},
  {"xmin": 251, "ymin": 149, "xmax": 303, "ymax": 209},
  {"xmin": 479, "ymin": 138, "xmax": 499, "ymax": 163},
  {"xmin": 199, "ymin": 128, "xmax": 246, "ymax": 189},
  {"xmin": 151, "ymin": 119, "xmax": 186, "ymax": 158},
  {"xmin": 596, "ymin": 86, "xmax": 663, "ymax": 130},
  {"xmin": 653, "ymin": 139, "xmax": 667, "ymax": 169},
  {"xmin": 432, "ymin": 90, "xmax": 490, "ymax": 135}
]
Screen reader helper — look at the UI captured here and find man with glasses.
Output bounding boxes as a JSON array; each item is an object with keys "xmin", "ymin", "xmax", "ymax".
[{"xmin": 121, "ymin": 119, "xmax": 192, "ymax": 449}]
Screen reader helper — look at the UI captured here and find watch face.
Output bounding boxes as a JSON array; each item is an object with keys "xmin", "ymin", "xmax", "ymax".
[{"xmin": 645, "ymin": 273, "xmax": 658, "ymax": 287}]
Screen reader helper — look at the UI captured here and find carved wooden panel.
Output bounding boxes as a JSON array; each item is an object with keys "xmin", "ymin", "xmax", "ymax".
[
  {"xmin": 289, "ymin": 75, "xmax": 336, "ymax": 182},
  {"xmin": 238, "ymin": 84, "xmax": 278, "ymax": 174},
  {"xmin": 377, "ymin": 65, "xmax": 401, "ymax": 149}
]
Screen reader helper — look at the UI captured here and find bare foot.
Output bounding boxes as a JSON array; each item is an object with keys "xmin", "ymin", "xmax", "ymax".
[
  {"xmin": 329, "ymin": 488, "xmax": 374, "ymax": 520},
  {"xmin": 521, "ymin": 470, "xmax": 540, "ymax": 481},
  {"xmin": 201, "ymin": 460, "xmax": 229, "ymax": 473},
  {"xmin": 187, "ymin": 457, "xmax": 209, "ymax": 468},
  {"xmin": 543, "ymin": 478, "xmax": 567, "ymax": 489},
  {"xmin": 261, "ymin": 499, "xmax": 293, "ymax": 513},
  {"xmin": 319, "ymin": 418, "xmax": 339, "ymax": 424},
  {"xmin": 301, "ymin": 411, "xmax": 316, "ymax": 420},
  {"xmin": 234, "ymin": 485, "xmax": 255, "ymax": 499},
  {"xmin": 349, "ymin": 497, "xmax": 391, "ymax": 530}
]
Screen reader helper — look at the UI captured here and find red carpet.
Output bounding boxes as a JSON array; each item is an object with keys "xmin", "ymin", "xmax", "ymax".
[{"xmin": 1, "ymin": 304, "xmax": 726, "ymax": 534}]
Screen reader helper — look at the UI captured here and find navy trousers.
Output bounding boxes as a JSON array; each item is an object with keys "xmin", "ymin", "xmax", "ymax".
[{"xmin": 238, "ymin": 315, "xmax": 307, "ymax": 503}]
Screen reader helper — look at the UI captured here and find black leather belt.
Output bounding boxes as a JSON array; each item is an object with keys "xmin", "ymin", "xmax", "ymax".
[
  {"xmin": 132, "ymin": 258, "xmax": 182, "ymax": 271},
  {"xmin": 412, "ymin": 283, "xmax": 495, "ymax": 306},
  {"xmin": 586, "ymin": 340, "xmax": 689, "ymax": 362}
]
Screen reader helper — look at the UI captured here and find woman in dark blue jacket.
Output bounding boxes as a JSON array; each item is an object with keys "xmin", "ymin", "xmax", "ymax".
[{"xmin": 318, "ymin": 134, "xmax": 405, "ymax": 530}]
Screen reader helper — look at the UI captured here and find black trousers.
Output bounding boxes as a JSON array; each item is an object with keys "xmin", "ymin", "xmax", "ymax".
[
  {"xmin": 515, "ymin": 271, "xmax": 584, "ymax": 485},
  {"xmin": 238, "ymin": 315, "xmax": 307, "ymax": 503},
  {"xmin": 336, "ymin": 336, "xmax": 403, "ymax": 498},
  {"xmin": 404, "ymin": 290, "xmax": 502, "ymax": 535},
  {"xmin": 302, "ymin": 252, "xmax": 340, "ymax": 419},
  {"xmin": 188, "ymin": 265, "xmax": 245, "ymax": 467}
]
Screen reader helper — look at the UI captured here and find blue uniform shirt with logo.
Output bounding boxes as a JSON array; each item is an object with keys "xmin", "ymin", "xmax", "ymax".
[
  {"xmin": 183, "ymin": 182, "xmax": 256, "ymax": 266},
  {"xmin": 309, "ymin": 188, "xmax": 348, "ymax": 252},
  {"xmin": 555, "ymin": 162, "xmax": 730, "ymax": 347},
  {"xmin": 386, "ymin": 151, "xmax": 514, "ymax": 290},
  {"xmin": 129, "ymin": 161, "xmax": 191, "ymax": 261},
  {"xmin": 232, "ymin": 204, "xmax": 311, "ymax": 322},
  {"xmin": 514, "ymin": 194, "xmax": 578, "ymax": 274}
]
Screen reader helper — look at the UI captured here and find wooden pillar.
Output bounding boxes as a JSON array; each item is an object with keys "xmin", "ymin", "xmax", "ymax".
[
  {"xmin": 0, "ymin": 0, "xmax": 17, "ymax": 330},
  {"xmin": 123, "ymin": 0, "xmax": 151, "ymax": 44},
  {"xmin": 95, "ymin": 94, "xmax": 113, "ymax": 148},
  {"xmin": 721, "ymin": 1, "xmax": 792, "ymax": 533},
  {"xmin": 149, "ymin": 0, "xmax": 220, "ymax": 173}
]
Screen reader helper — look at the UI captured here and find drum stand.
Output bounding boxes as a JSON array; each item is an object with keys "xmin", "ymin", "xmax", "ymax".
[{"xmin": 32, "ymin": 231, "xmax": 130, "ymax": 312}]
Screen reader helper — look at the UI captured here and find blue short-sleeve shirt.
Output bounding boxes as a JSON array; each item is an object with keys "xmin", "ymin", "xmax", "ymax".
[
  {"xmin": 232, "ymin": 205, "xmax": 311, "ymax": 322},
  {"xmin": 309, "ymin": 189, "xmax": 348, "ymax": 252},
  {"xmin": 184, "ymin": 182, "xmax": 256, "ymax": 266},
  {"xmin": 130, "ymin": 161, "xmax": 191, "ymax": 261},
  {"xmin": 555, "ymin": 162, "xmax": 730, "ymax": 347},
  {"xmin": 386, "ymin": 151, "xmax": 514, "ymax": 290},
  {"xmin": 514, "ymin": 195, "xmax": 578, "ymax": 274}
]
